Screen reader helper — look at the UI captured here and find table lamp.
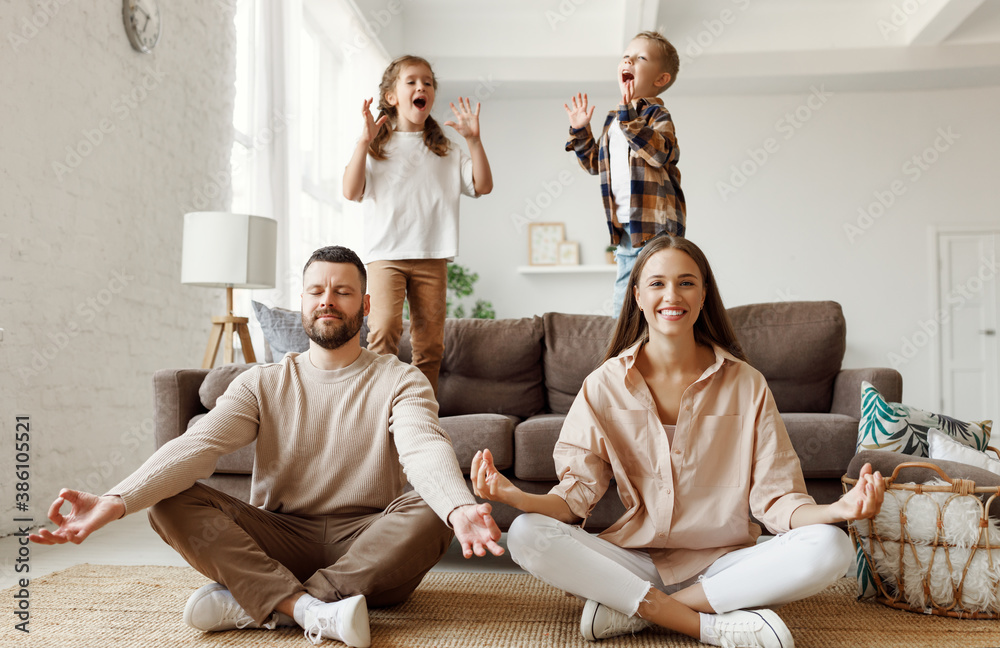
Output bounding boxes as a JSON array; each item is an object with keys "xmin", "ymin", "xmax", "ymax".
[{"xmin": 181, "ymin": 212, "xmax": 277, "ymax": 368}]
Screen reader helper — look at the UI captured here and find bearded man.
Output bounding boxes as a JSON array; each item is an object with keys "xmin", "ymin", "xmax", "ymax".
[{"xmin": 30, "ymin": 245, "xmax": 502, "ymax": 648}]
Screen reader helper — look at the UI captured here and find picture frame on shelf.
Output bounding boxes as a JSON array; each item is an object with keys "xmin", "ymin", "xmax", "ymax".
[
  {"xmin": 528, "ymin": 222, "xmax": 565, "ymax": 265},
  {"xmin": 558, "ymin": 241, "xmax": 580, "ymax": 265}
]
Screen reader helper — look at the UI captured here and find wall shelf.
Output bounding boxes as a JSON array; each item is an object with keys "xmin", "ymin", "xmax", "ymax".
[{"xmin": 517, "ymin": 265, "xmax": 617, "ymax": 274}]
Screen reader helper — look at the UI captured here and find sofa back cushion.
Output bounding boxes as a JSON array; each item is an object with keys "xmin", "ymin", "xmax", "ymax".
[
  {"xmin": 728, "ymin": 301, "xmax": 845, "ymax": 413},
  {"xmin": 199, "ymin": 363, "xmax": 255, "ymax": 410},
  {"xmin": 430, "ymin": 317, "xmax": 546, "ymax": 419},
  {"xmin": 542, "ymin": 313, "xmax": 616, "ymax": 415}
]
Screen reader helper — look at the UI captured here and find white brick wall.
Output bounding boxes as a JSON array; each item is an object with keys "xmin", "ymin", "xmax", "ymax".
[{"xmin": 0, "ymin": 1, "xmax": 238, "ymax": 537}]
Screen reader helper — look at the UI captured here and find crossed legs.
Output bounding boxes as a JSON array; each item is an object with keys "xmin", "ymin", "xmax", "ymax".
[
  {"xmin": 147, "ymin": 483, "xmax": 453, "ymax": 625},
  {"xmin": 507, "ymin": 513, "xmax": 853, "ymax": 641}
]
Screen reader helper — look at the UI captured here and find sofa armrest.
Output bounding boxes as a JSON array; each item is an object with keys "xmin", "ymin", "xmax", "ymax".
[
  {"xmin": 153, "ymin": 368, "xmax": 211, "ymax": 449},
  {"xmin": 830, "ymin": 368, "xmax": 902, "ymax": 418}
]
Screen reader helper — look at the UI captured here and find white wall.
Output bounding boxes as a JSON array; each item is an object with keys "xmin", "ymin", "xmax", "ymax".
[
  {"xmin": 449, "ymin": 85, "xmax": 1000, "ymax": 417},
  {"xmin": 0, "ymin": 2, "xmax": 237, "ymax": 537}
]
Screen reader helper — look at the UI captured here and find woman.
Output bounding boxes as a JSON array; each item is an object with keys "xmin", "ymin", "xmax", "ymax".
[{"xmin": 472, "ymin": 234, "xmax": 883, "ymax": 648}]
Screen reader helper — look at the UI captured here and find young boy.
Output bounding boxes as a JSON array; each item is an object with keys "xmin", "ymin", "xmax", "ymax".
[{"xmin": 564, "ymin": 31, "xmax": 686, "ymax": 316}]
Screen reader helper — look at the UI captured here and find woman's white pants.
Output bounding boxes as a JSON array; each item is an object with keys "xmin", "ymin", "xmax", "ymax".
[{"xmin": 506, "ymin": 513, "xmax": 854, "ymax": 617}]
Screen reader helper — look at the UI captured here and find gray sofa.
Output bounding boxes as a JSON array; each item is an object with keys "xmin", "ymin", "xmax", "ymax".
[{"xmin": 153, "ymin": 301, "xmax": 902, "ymax": 531}]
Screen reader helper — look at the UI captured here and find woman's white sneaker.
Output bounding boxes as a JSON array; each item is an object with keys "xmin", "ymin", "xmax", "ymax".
[
  {"xmin": 580, "ymin": 599, "xmax": 652, "ymax": 640},
  {"xmin": 703, "ymin": 609, "xmax": 794, "ymax": 648}
]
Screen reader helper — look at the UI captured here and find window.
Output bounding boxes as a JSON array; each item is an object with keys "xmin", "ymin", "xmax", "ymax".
[{"xmin": 227, "ymin": 0, "xmax": 387, "ymax": 360}]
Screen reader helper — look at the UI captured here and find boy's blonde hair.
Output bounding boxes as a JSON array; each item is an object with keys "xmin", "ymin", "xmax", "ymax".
[{"xmin": 634, "ymin": 31, "xmax": 679, "ymax": 94}]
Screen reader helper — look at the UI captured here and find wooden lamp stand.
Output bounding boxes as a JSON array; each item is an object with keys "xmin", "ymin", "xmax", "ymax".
[{"xmin": 202, "ymin": 285, "xmax": 257, "ymax": 368}]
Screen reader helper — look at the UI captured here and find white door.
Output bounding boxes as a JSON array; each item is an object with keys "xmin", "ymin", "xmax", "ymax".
[{"xmin": 938, "ymin": 230, "xmax": 999, "ymax": 422}]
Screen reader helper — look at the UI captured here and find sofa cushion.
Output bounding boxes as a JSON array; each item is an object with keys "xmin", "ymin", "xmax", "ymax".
[
  {"xmin": 857, "ymin": 381, "xmax": 990, "ymax": 457},
  {"xmin": 441, "ymin": 414, "xmax": 516, "ymax": 475},
  {"xmin": 198, "ymin": 363, "xmax": 255, "ymax": 410},
  {"xmin": 435, "ymin": 317, "xmax": 545, "ymax": 419},
  {"xmin": 252, "ymin": 301, "xmax": 310, "ymax": 362},
  {"xmin": 514, "ymin": 414, "xmax": 567, "ymax": 480},
  {"xmin": 542, "ymin": 313, "xmax": 616, "ymax": 415},
  {"xmin": 782, "ymin": 413, "xmax": 858, "ymax": 479},
  {"xmin": 728, "ymin": 301, "xmax": 845, "ymax": 413}
]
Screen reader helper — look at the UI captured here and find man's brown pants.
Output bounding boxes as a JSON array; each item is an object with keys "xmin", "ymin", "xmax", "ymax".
[{"xmin": 147, "ymin": 483, "xmax": 453, "ymax": 624}]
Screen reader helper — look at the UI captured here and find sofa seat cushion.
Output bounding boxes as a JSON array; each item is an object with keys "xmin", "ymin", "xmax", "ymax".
[
  {"xmin": 781, "ymin": 413, "xmax": 858, "ymax": 479},
  {"xmin": 542, "ymin": 313, "xmax": 616, "ymax": 415},
  {"xmin": 514, "ymin": 414, "xmax": 567, "ymax": 480},
  {"xmin": 435, "ymin": 317, "xmax": 546, "ymax": 419},
  {"xmin": 728, "ymin": 301, "xmax": 845, "ymax": 413},
  {"xmin": 186, "ymin": 414, "xmax": 256, "ymax": 475},
  {"xmin": 441, "ymin": 414, "xmax": 516, "ymax": 475}
]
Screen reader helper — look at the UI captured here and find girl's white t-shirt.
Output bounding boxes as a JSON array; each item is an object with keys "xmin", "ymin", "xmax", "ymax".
[{"xmin": 362, "ymin": 131, "xmax": 478, "ymax": 263}]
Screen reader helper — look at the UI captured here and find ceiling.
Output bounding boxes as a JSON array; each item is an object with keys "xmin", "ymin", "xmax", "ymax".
[{"xmin": 352, "ymin": 0, "xmax": 1000, "ymax": 98}]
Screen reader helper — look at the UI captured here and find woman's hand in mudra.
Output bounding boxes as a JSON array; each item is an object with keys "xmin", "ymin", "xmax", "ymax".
[{"xmin": 471, "ymin": 449, "xmax": 521, "ymax": 507}]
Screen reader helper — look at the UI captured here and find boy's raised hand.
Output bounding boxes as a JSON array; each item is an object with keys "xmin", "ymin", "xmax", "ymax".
[
  {"xmin": 360, "ymin": 97, "xmax": 388, "ymax": 143},
  {"xmin": 564, "ymin": 93, "xmax": 595, "ymax": 130},
  {"xmin": 445, "ymin": 97, "xmax": 482, "ymax": 141},
  {"xmin": 621, "ymin": 80, "xmax": 634, "ymax": 106}
]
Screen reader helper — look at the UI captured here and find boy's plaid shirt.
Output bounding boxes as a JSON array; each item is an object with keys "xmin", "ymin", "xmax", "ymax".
[{"xmin": 565, "ymin": 97, "xmax": 686, "ymax": 247}]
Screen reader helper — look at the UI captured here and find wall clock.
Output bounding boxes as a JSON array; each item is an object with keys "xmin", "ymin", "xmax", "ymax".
[{"xmin": 122, "ymin": 0, "xmax": 161, "ymax": 53}]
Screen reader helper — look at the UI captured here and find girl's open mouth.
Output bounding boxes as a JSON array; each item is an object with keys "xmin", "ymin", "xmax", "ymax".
[
  {"xmin": 414, "ymin": 97, "xmax": 427, "ymax": 109},
  {"xmin": 622, "ymin": 71, "xmax": 634, "ymax": 83}
]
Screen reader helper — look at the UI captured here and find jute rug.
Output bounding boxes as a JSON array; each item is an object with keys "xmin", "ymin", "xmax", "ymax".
[{"xmin": 1, "ymin": 564, "xmax": 998, "ymax": 648}]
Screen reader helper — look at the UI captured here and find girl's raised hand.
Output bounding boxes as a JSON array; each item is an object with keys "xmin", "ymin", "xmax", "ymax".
[
  {"xmin": 445, "ymin": 97, "xmax": 482, "ymax": 141},
  {"xmin": 564, "ymin": 93, "xmax": 595, "ymax": 130},
  {"xmin": 360, "ymin": 98, "xmax": 388, "ymax": 143}
]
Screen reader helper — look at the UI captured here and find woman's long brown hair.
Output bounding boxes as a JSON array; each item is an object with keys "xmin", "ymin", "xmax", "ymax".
[
  {"xmin": 603, "ymin": 234, "xmax": 748, "ymax": 363},
  {"xmin": 368, "ymin": 55, "xmax": 450, "ymax": 161}
]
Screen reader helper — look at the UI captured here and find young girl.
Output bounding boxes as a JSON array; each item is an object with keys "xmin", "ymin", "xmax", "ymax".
[
  {"xmin": 343, "ymin": 55, "xmax": 493, "ymax": 394},
  {"xmin": 472, "ymin": 234, "xmax": 884, "ymax": 648}
]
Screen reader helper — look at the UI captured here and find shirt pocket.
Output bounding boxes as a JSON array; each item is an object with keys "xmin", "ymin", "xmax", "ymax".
[
  {"xmin": 603, "ymin": 408, "xmax": 653, "ymax": 470},
  {"xmin": 691, "ymin": 414, "xmax": 745, "ymax": 488}
]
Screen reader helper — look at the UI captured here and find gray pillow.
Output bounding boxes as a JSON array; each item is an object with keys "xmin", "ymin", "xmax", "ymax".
[
  {"xmin": 252, "ymin": 301, "xmax": 309, "ymax": 362},
  {"xmin": 199, "ymin": 363, "xmax": 255, "ymax": 410}
]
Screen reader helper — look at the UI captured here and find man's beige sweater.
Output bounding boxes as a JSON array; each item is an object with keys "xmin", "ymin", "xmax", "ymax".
[{"xmin": 109, "ymin": 349, "xmax": 475, "ymax": 523}]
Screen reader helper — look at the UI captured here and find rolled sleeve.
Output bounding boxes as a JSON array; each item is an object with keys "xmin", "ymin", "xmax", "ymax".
[{"xmin": 549, "ymin": 446, "xmax": 610, "ymax": 522}]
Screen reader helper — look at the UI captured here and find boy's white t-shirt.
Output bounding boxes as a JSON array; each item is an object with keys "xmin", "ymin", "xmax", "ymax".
[
  {"xmin": 361, "ymin": 130, "xmax": 478, "ymax": 263},
  {"xmin": 608, "ymin": 118, "xmax": 632, "ymax": 226}
]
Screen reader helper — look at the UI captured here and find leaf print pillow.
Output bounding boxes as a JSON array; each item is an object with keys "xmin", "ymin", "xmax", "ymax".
[{"xmin": 856, "ymin": 381, "xmax": 991, "ymax": 456}]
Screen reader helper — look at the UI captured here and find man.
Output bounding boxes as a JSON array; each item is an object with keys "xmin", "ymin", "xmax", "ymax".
[{"xmin": 31, "ymin": 245, "xmax": 503, "ymax": 647}]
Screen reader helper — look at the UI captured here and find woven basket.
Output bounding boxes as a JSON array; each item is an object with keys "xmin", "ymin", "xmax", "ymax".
[{"xmin": 843, "ymin": 457, "xmax": 1000, "ymax": 619}]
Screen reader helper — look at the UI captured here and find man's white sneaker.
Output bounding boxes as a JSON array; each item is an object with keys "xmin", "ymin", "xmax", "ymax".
[
  {"xmin": 302, "ymin": 594, "xmax": 370, "ymax": 647},
  {"xmin": 580, "ymin": 598, "xmax": 653, "ymax": 641},
  {"xmin": 183, "ymin": 583, "xmax": 277, "ymax": 632},
  {"xmin": 706, "ymin": 609, "xmax": 794, "ymax": 648}
]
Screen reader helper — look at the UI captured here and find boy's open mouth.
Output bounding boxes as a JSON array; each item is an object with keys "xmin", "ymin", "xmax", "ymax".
[
  {"xmin": 414, "ymin": 97, "xmax": 427, "ymax": 109},
  {"xmin": 622, "ymin": 71, "xmax": 634, "ymax": 83}
]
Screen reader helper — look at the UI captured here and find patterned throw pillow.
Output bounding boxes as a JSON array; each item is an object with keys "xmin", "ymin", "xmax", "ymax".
[{"xmin": 856, "ymin": 381, "xmax": 991, "ymax": 456}]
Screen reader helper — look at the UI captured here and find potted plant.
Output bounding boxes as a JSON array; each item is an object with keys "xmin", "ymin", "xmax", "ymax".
[{"xmin": 605, "ymin": 245, "xmax": 616, "ymax": 264}]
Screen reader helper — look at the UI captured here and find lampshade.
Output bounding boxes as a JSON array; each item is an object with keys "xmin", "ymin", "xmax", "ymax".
[{"xmin": 181, "ymin": 212, "xmax": 277, "ymax": 289}]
